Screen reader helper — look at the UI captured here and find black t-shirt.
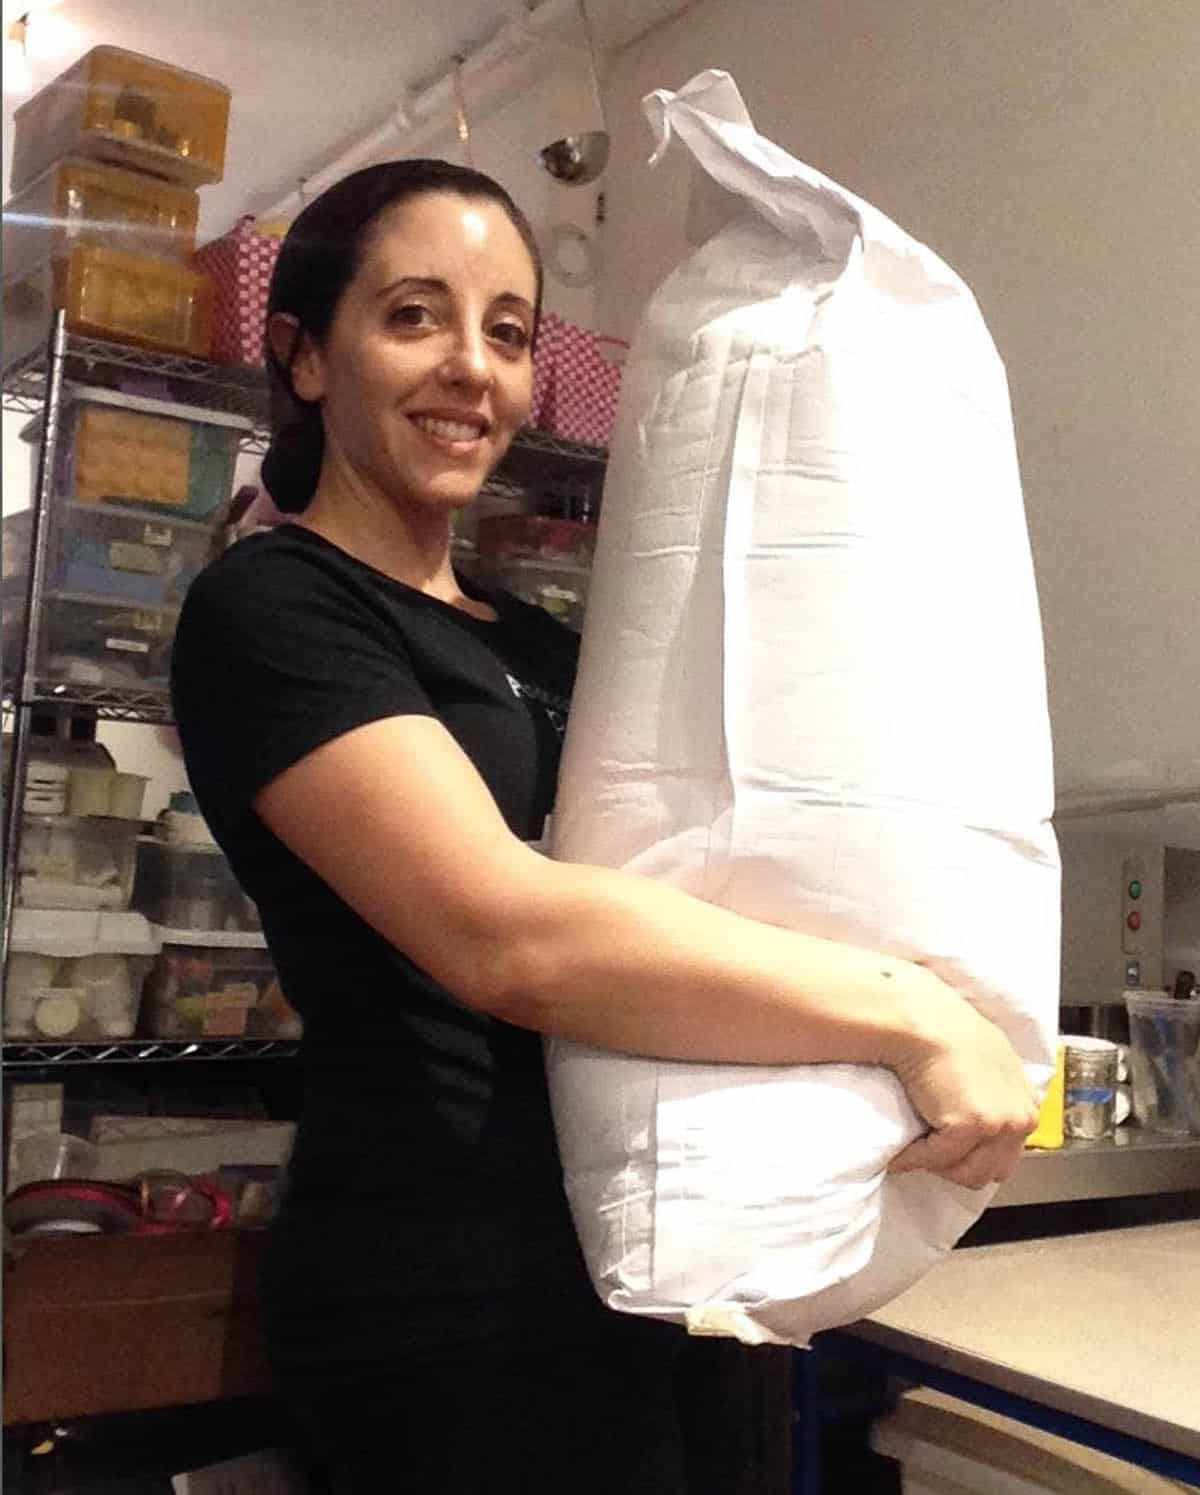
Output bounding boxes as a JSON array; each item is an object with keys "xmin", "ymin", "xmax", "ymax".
[{"xmin": 170, "ymin": 525, "xmax": 591, "ymax": 1364}]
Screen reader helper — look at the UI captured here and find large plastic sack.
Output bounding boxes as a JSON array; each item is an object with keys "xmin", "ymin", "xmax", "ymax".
[{"xmin": 546, "ymin": 70, "xmax": 1060, "ymax": 1347}]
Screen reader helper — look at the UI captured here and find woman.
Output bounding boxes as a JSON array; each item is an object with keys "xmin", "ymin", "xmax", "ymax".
[{"xmin": 171, "ymin": 160, "xmax": 1036, "ymax": 1493}]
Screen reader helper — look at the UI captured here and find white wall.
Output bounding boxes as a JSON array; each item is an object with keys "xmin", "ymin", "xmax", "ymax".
[
  {"xmin": 264, "ymin": 49, "xmax": 605, "ymax": 330},
  {"xmin": 597, "ymin": 0, "xmax": 1200, "ymax": 797}
]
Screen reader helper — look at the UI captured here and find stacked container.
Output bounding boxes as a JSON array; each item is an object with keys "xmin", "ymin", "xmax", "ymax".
[
  {"xmin": 2, "ymin": 386, "xmax": 250, "ymax": 691},
  {"xmin": 131, "ymin": 794, "xmax": 301, "ymax": 1040},
  {"xmin": 2, "ymin": 46, "xmax": 231, "ymax": 363}
]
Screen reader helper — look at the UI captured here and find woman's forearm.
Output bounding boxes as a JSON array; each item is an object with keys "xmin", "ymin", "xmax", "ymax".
[{"xmin": 467, "ymin": 851, "xmax": 933, "ymax": 1070}]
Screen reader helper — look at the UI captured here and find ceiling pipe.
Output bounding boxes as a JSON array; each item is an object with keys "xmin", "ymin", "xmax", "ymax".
[{"xmin": 254, "ymin": 0, "xmax": 584, "ymax": 224}]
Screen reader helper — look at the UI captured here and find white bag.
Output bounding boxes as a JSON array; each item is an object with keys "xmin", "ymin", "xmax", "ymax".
[{"xmin": 547, "ymin": 71, "xmax": 1060, "ymax": 1347}]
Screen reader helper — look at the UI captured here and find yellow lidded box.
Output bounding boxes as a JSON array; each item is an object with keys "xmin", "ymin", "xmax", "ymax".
[
  {"xmin": 2, "ymin": 157, "xmax": 200, "ymax": 288},
  {"xmin": 9, "ymin": 46, "xmax": 231, "ymax": 192},
  {"xmin": 2, "ymin": 244, "xmax": 214, "ymax": 362}
]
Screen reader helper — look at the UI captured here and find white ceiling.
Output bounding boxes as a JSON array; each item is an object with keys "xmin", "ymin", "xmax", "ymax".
[{"xmin": 2, "ymin": 0, "xmax": 688, "ymax": 239}]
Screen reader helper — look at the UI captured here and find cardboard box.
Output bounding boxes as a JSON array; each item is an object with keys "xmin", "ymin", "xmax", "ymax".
[{"xmin": 3, "ymin": 1229, "xmax": 274, "ymax": 1424}]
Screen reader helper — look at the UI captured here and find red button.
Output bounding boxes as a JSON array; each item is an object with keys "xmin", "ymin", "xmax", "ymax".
[{"xmin": 1127, "ymin": 911, "xmax": 1142, "ymax": 931}]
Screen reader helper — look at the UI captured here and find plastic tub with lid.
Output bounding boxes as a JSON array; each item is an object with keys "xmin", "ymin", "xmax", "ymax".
[
  {"xmin": 2, "ymin": 156, "xmax": 199, "ymax": 287},
  {"xmin": 132, "ymin": 837, "xmax": 261, "ymax": 933},
  {"xmin": 1, "ymin": 244, "xmax": 214, "ymax": 365},
  {"xmin": 3, "ymin": 499, "xmax": 215, "ymax": 606},
  {"xmin": 140, "ymin": 935, "xmax": 277, "ymax": 1039},
  {"xmin": 5, "ymin": 909, "xmax": 160, "ymax": 1040},
  {"xmin": 8, "ymin": 46, "xmax": 231, "ymax": 192},
  {"xmin": 16, "ymin": 814, "xmax": 141, "ymax": 911},
  {"xmin": 1, "ymin": 591, "xmax": 180, "ymax": 691},
  {"xmin": 36, "ymin": 387, "xmax": 250, "ymax": 520},
  {"xmin": 476, "ymin": 514, "xmax": 596, "ymax": 568},
  {"xmin": 490, "ymin": 558, "xmax": 590, "ymax": 631}
]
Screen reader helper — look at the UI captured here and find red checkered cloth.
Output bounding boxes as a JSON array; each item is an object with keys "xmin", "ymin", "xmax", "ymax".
[
  {"xmin": 531, "ymin": 312, "xmax": 625, "ymax": 448},
  {"xmin": 193, "ymin": 216, "xmax": 282, "ymax": 368}
]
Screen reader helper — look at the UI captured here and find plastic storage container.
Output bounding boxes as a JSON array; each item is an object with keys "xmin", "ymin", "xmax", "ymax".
[
  {"xmin": 3, "ymin": 501, "xmax": 214, "ymax": 606},
  {"xmin": 140, "ymin": 941, "xmax": 277, "ymax": 1038},
  {"xmin": 475, "ymin": 514, "xmax": 596, "ymax": 568},
  {"xmin": 2, "ymin": 157, "xmax": 199, "ymax": 287},
  {"xmin": 39, "ymin": 388, "xmax": 249, "ymax": 519},
  {"xmin": 1, "ymin": 591, "xmax": 179, "ymax": 690},
  {"xmin": 490, "ymin": 558, "xmax": 590, "ymax": 631},
  {"xmin": 1124, "ymin": 991, "xmax": 1200, "ymax": 1136},
  {"xmin": 9, "ymin": 46, "xmax": 231, "ymax": 192},
  {"xmin": 132, "ymin": 839, "xmax": 262, "ymax": 933},
  {"xmin": 17, "ymin": 815, "xmax": 141, "ymax": 911},
  {"xmin": 5, "ymin": 909, "xmax": 159, "ymax": 1040},
  {"xmin": 2, "ymin": 244, "xmax": 214, "ymax": 365}
]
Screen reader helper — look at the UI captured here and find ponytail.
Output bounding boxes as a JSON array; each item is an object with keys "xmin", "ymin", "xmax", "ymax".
[{"xmin": 260, "ymin": 411, "xmax": 325, "ymax": 514}]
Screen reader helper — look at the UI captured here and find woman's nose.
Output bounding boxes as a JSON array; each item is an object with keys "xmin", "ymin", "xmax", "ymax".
[{"xmin": 439, "ymin": 325, "xmax": 492, "ymax": 388}]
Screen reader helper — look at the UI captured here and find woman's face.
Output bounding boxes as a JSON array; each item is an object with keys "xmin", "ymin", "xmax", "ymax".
[{"xmin": 290, "ymin": 191, "xmax": 538, "ymax": 515}]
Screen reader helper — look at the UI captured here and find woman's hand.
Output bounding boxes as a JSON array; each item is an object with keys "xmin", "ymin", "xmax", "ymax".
[{"xmin": 885, "ymin": 969, "xmax": 1040, "ymax": 1189}]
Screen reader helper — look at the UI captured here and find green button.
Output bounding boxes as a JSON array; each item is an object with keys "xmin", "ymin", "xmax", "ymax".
[{"xmin": 1128, "ymin": 880, "xmax": 1142, "ymax": 899}]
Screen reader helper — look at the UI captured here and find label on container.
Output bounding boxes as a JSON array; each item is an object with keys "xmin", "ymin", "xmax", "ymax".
[
  {"xmin": 105, "ymin": 637, "xmax": 151, "ymax": 654},
  {"xmin": 109, "ymin": 541, "xmax": 163, "ymax": 574},
  {"xmin": 1066, "ymin": 1086, "xmax": 1115, "ymax": 1104},
  {"xmin": 142, "ymin": 523, "xmax": 174, "ymax": 548},
  {"xmin": 207, "ymin": 981, "xmax": 258, "ymax": 1012}
]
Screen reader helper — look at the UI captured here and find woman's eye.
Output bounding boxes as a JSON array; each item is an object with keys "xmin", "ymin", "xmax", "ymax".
[
  {"xmin": 491, "ymin": 321, "xmax": 531, "ymax": 350},
  {"xmin": 388, "ymin": 302, "xmax": 435, "ymax": 328}
]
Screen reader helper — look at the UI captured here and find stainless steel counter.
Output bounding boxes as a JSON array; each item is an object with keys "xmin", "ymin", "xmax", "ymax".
[
  {"xmin": 995, "ymin": 1129, "xmax": 1200, "ymax": 1206},
  {"xmin": 846, "ymin": 1219, "xmax": 1200, "ymax": 1464}
]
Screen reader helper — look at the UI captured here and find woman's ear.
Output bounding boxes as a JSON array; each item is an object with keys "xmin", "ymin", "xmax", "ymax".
[{"xmin": 266, "ymin": 313, "xmax": 324, "ymax": 403}]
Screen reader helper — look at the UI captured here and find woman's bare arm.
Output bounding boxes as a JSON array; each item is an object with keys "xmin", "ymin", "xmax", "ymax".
[{"xmin": 257, "ymin": 715, "xmax": 1038, "ymax": 1186}]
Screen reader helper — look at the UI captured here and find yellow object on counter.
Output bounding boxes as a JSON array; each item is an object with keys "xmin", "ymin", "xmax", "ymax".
[{"xmin": 1025, "ymin": 1042, "xmax": 1065, "ymax": 1149}]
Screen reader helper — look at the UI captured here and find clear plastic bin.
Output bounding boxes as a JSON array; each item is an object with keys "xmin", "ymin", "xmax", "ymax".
[
  {"xmin": 3, "ymin": 501, "xmax": 214, "ymax": 606},
  {"xmin": 16, "ymin": 817, "xmax": 141, "ymax": 912},
  {"xmin": 39, "ymin": 387, "xmax": 248, "ymax": 519},
  {"xmin": 2, "ymin": 157, "xmax": 199, "ymax": 287},
  {"xmin": 2, "ymin": 244, "xmax": 214, "ymax": 365},
  {"xmin": 139, "ymin": 942, "xmax": 277, "ymax": 1038},
  {"xmin": 9, "ymin": 46, "xmax": 231, "ymax": 192},
  {"xmin": 476, "ymin": 514, "xmax": 596, "ymax": 568},
  {"xmin": 132, "ymin": 839, "xmax": 262, "ymax": 933},
  {"xmin": 2, "ymin": 589, "xmax": 179, "ymax": 691},
  {"xmin": 490, "ymin": 558, "xmax": 590, "ymax": 631},
  {"xmin": 6, "ymin": 909, "xmax": 159, "ymax": 1039},
  {"xmin": 1124, "ymin": 991, "xmax": 1200, "ymax": 1136}
]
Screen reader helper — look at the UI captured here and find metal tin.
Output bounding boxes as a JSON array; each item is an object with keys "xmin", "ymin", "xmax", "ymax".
[{"xmin": 1064, "ymin": 1037, "xmax": 1119, "ymax": 1139}]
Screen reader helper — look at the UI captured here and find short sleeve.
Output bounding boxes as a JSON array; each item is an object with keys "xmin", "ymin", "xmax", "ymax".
[{"xmin": 170, "ymin": 536, "xmax": 434, "ymax": 837}]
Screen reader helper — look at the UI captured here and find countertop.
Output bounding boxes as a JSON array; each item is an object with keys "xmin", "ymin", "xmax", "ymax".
[
  {"xmin": 848, "ymin": 1218, "xmax": 1200, "ymax": 1461},
  {"xmin": 994, "ymin": 1128, "xmax": 1200, "ymax": 1206}
]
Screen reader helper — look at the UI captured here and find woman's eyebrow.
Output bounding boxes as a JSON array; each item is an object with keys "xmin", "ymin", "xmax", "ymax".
[
  {"xmin": 376, "ymin": 278, "xmax": 533, "ymax": 317},
  {"xmin": 376, "ymin": 276, "xmax": 448, "ymax": 300}
]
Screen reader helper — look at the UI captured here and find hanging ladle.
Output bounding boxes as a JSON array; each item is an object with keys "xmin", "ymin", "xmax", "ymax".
[{"xmin": 538, "ymin": 0, "xmax": 610, "ymax": 185}]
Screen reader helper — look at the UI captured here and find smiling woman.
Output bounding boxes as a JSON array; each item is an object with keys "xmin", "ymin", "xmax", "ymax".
[{"xmin": 168, "ymin": 158, "xmax": 1037, "ymax": 1494}]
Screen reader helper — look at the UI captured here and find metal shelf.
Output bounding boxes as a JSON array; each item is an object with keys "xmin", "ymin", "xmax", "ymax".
[
  {"xmin": 496, "ymin": 427, "xmax": 607, "ymax": 491},
  {"xmin": 2, "ymin": 1036, "xmax": 301, "ymax": 1068},
  {"xmin": 2, "ymin": 679, "xmax": 175, "ymax": 723},
  {"xmin": 1, "ymin": 334, "xmax": 271, "ymax": 454}
]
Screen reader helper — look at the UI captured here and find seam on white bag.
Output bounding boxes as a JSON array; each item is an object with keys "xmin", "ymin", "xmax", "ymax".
[{"xmin": 706, "ymin": 347, "xmax": 771, "ymax": 903}]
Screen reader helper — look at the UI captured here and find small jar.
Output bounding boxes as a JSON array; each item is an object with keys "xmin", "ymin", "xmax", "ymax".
[{"xmin": 1063, "ymin": 1037, "xmax": 1119, "ymax": 1140}]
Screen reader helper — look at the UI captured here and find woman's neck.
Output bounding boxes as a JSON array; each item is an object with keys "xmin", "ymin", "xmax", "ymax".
[{"xmin": 294, "ymin": 448, "xmax": 488, "ymax": 616}]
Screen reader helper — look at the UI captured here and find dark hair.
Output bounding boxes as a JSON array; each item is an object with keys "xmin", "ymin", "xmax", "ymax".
[{"xmin": 261, "ymin": 159, "xmax": 544, "ymax": 513}]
